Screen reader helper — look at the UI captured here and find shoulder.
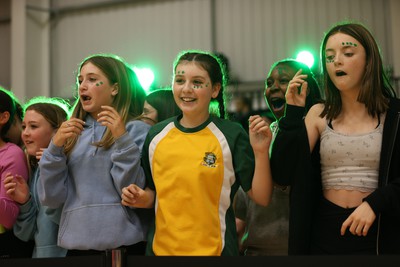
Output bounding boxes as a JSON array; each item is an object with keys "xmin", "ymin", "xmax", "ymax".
[
  {"xmin": 1, "ymin": 142, "xmax": 25, "ymax": 157},
  {"xmin": 305, "ymin": 103, "xmax": 326, "ymax": 136},
  {"xmin": 308, "ymin": 103, "xmax": 325, "ymax": 116},
  {"xmin": 211, "ymin": 116, "xmax": 245, "ymax": 132},
  {"xmin": 126, "ymin": 119, "xmax": 151, "ymax": 133}
]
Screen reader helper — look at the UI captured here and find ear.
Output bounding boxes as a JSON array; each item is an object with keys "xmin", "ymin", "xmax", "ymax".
[
  {"xmin": 0, "ymin": 111, "xmax": 10, "ymax": 125},
  {"xmin": 211, "ymin": 83, "xmax": 221, "ymax": 99},
  {"xmin": 111, "ymin": 84, "xmax": 119, "ymax": 96}
]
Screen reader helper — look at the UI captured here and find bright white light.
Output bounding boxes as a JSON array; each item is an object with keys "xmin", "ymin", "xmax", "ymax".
[
  {"xmin": 296, "ymin": 51, "xmax": 314, "ymax": 68},
  {"xmin": 133, "ymin": 67, "xmax": 155, "ymax": 92}
]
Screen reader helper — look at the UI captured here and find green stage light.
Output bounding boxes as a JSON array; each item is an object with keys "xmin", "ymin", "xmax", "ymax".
[
  {"xmin": 296, "ymin": 50, "xmax": 315, "ymax": 69},
  {"xmin": 133, "ymin": 66, "xmax": 155, "ymax": 92}
]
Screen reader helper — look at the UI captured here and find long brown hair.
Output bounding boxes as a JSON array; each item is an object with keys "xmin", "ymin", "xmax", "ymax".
[
  {"xmin": 320, "ymin": 21, "xmax": 396, "ymax": 120},
  {"xmin": 64, "ymin": 54, "xmax": 146, "ymax": 155}
]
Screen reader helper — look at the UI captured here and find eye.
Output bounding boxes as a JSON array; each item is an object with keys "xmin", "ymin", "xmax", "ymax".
[
  {"xmin": 21, "ymin": 124, "xmax": 26, "ymax": 130},
  {"xmin": 326, "ymin": 55, "xmax": 335, "ymax": 61},
  {"xmin": 193, "ymin": 80, "xmax": 203, "ymax": 85},
  {"xmin": 266, "ymin": 79, "xmax": 273, "ymax": 87},
  {"xmin": 344, "ymin": 52, "xmax": 354, "ymax": 57},
  {"xmin": 174, "ymin": 78, "xmax": 184, "ymax": 84},
  {"xmin": 279, "ymin": 79, "xmax": 290, "ymax": 85}
]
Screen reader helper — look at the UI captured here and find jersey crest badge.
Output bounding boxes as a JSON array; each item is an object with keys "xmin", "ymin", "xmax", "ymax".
[{"xmin": 202, "ymin": 152, "xmax": 217, "ymax": 167}]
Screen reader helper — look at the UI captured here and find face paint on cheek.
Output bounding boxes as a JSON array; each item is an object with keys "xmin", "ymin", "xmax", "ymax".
[
  {"xmin": 96, "ymin": 81, "xmax": 104, "ymax": 86},
  {"xmin": 205, "ymin": 83, "xmax": 209, "ymax": 87}
]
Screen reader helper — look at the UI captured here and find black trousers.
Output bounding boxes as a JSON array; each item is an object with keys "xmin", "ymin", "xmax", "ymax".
[
  {"xmin": 66, "ymin": 241, "xmax": 146, "ymax": 257},
  {"xmin": 310, "ymin": 196, "xmax": 377, "ymax": 255},
  {"xmin": 0, "ymin": 230, "xmax": 34, "ymax": 258}
]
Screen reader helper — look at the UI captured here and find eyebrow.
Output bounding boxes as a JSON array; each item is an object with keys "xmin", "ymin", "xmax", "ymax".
[
  {"xmin": 326, "ymin": 45, "xmax": 356, "ymax": 52},
  {"xmin": 78, "ymin": 72, "xmax": 99, "ymax": 77}
]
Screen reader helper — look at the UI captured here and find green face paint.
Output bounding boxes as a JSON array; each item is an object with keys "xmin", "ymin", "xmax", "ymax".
[
  {"xmin": 342, "ymin": 41, "xmax": 357, "ymax": 47},
  {"xmin": 96, "ymin": 81, "xmax": 104, "ymax": 86}
]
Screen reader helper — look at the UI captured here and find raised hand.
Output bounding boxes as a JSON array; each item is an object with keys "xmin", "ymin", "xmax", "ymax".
[
  {"xmin": 248, "ymin": 115, "xmax": 272, "ymax": 154},
  {"xmin": 285, "ymin": 69, "xmax": 308, "ymax": 107},
  {"xmin": 3, "ymin": 173, "xmax": 30, "ymax": 205},
  {"xmin": 52, "ymin": 118, "xmax": 85, "ymax": 147},
  {"xmin": 97, "ymin": 105, "xmax": 126, "ymax": 139}
]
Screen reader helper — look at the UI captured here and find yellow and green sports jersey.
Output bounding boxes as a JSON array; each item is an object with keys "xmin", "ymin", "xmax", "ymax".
[{"xmin": 142, "ymin": 115, "xmax": 255, "ymax": 256}]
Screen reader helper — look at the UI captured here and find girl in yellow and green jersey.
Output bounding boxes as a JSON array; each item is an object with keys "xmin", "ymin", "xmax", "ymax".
[{"xmin": 121, "ymin": 50, "xmax": 273, "ymax": 256}]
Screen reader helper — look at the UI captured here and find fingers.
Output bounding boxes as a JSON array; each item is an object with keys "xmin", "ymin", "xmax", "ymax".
[
  {"xmin": 249, "ymin": 115, "xmax": 268, "ymax": 130},
  {"xmin": 98, "ymin": 105, "xmax": 126, "ymax": 138},
  {"xmin": 341, "ymin": 212, "xmax": 374, "ymax": 237},
  {"xmin": 121, "ymin": 184, "xmax": 141, "ymax": 206},
  {"xmin": 64, "ymin": 118, "xmax": 85, "ymax": 132},
  {"xmin": 97, "ymin": 105, "xmax": 119, "ymax": 125},
  {"xmin": 53, "ymin": 118, "xmax": 85, "ymax": 147}
]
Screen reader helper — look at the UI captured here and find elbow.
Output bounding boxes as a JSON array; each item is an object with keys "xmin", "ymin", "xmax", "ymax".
[{"xmin": 256, "ymin": 197, "xmax": 271, "ymax": 207}]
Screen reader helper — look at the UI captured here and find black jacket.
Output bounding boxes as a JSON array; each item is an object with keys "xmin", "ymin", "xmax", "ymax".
[{"xmin": 271, "ymin": 98, "xmax": 400, "ymax": 255}]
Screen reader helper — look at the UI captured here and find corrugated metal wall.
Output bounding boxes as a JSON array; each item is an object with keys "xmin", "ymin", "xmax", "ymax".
[{"xmin": 50, "ymin": 0, "xmax": 391, "ymax": 101}]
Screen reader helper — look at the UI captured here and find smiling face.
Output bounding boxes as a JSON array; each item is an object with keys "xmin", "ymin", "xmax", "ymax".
[
  {"xmin": 78, "ymin": 62, "xmax": 118, "ymax": 118},
  {"xmin": 22, "ymin": 110, "xmax": 55, "ymax": 156},
  {"xmin": 172, "ymin": 61, "xmax": 220, "ymax": 126},
  {"xmin": 325, "ymin": 32, "xmax": 367, "ymax": 94},
  {"xmin": 264, "ymin": 64, "xmax": 297, "ymax": 119}
]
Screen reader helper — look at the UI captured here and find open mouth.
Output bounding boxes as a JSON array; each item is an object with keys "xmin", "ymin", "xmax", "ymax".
[
  {"xmin": 336, "ymin": 70, "xmax": 347, "ymax": 76},
  {"xmin": 270, "ymin": 98, "xmax": 285, "ymax": 110},
  {"xmin": 81, "ymin": 95, "xmax": 92, "ymax": 101}
]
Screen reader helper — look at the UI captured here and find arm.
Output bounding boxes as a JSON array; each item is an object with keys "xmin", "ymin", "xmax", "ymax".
[
  {"xmin": 270, "ymin": 104, "xmax": 308, "ymax": 186},
  {"xmin": 13, "ymin": 197, "xmax": 37, "ymax": 242},
  {"xmin": 246, "ymin": 115, "xmax": 273, "ymax": 206},
  {"xmin": 270, "ymin": 70, "xmax": 318, "ymax": 186},
  {"xmin": 110, "ymin": 120, "xmax": 150, "ymax": 195},
  {"xmin": 38, "ymin": 118, "xmax": 85, "ymax": 208},
  {"xmin": 0, "ymin": 145, "xmax": 29, "ymax": 228},
  {"xmin": 38, "ymin": 141, "xmax": 69, "ymax": 208}
]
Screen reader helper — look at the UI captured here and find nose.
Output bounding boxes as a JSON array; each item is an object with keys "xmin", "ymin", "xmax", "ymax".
[
  {"xmin": 79, "ymin": 80, "xmax": 88, "ymax": 92},
  {"xmin": 334, "ymin": 54, "xmax": 343, "ymax": 66},
  {"xmin": 22, "ymin": 127, "xmax": 29, "ymax": 137},
  {"xmin": 268, "ymin": 81, "xmax": 281, "ymax": 93},
  {"xmin": 181, "ymin": 81, "xmax": 193, "ymax": 93}
]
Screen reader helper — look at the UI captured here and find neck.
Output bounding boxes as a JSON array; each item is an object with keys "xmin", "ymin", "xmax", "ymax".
[{"xmin": 180, "ymin": 113, "xmax": 209, "ymax": 128}]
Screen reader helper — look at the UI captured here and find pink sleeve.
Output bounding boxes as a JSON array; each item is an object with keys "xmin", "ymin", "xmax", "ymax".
[{"xmin": 0, "ymin": 143, "xmax": 29, "ymax": 229}]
